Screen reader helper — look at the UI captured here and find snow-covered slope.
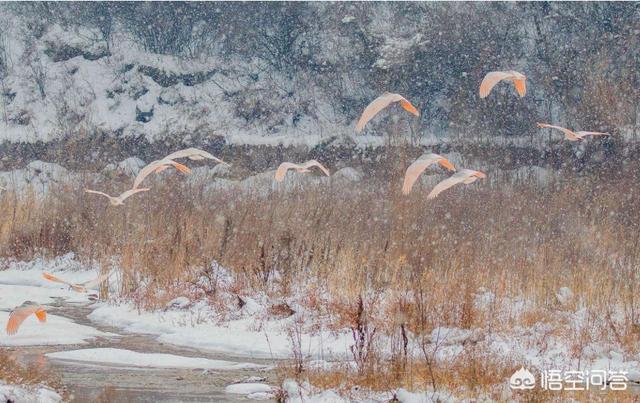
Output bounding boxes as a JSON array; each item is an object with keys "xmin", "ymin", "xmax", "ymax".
[{"xmin": 0, "ymin": 3, "xmax": 634, "ymax": 155}]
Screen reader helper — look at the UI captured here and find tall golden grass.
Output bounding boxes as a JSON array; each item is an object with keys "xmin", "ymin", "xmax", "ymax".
[{"xmin": 1, "ymin": 165, "xmax": 639, "ymax": 397}]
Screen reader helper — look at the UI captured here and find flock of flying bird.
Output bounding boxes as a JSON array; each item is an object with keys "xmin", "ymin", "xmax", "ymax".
[{"xmin": 5, "ymin": 70, "xmax": 612, "ymax": 335}]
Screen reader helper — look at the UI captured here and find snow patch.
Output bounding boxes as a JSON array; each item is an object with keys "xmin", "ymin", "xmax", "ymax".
[
  {"xmin": 0, "ymin": 381, "xmax": 61, "ymax": 403},
  {"xmin": 0, "ymin": 312, "xmax": 108, "ymax": 346},
  {"xmin": 46, "ymin": 348, "xmax": 264, "ymax": 370},
  {"xmin": 225, "ymin": 382, "xmax": 273, "ymax": 395}
]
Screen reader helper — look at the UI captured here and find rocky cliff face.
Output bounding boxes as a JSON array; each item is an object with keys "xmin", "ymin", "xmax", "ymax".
[{"xmin": 0, "ymin": 3, "xmax": 637, "ymax": 169}]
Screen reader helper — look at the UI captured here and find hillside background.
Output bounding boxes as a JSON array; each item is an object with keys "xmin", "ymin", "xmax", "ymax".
[{"xmin": 0, "ymin": 2, "xmax": 637, "ymax": 170}]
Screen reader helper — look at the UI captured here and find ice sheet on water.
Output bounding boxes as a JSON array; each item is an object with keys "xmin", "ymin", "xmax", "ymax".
[{"xmin": 47, "ymin": 348, "xmax": 264, "ymax": 370}]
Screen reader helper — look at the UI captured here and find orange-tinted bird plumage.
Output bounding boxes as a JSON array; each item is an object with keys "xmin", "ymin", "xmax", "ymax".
[
  {"xmin": 274, "ymin": 160, "xmax": 330, "ymax": 182},
  {"xmin": 133, "ymin": 158, "xmax": 192, "ymax": 189},
  {"xmin": 42, "ymin": 272, "xmax": 111, "ymax": 293},
  {"xmin": 164, "ymin": 148, "xmax": 229, "ymax": 166},
  {"xmin": 479, "ymin": 71, "xmax": 527, "ymax": 98},
  {"xmin": 356, "ymin": 92, "xmax": 419, "ymax": 133},
  {"xmin": 427, "ymin": 169, "xmax": 487, "ymax": 200},
  {"xmin": 6, "ymin": 302, "xmax": 46, "ymax": 335},
  {"xmin": 537, "ymin": 122, "xmax": 611, "ymax": 142},
  {"xmin": 402, "ymin": 153, "xmax": 456, "ymax": 195}
]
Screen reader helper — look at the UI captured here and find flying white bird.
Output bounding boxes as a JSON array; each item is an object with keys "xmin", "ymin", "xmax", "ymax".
[
  {"xmin": 164, "ymin": 148, "xmax": 229, "ymax": 166},
  {"xmin": 356, "ymin": 92, "xmax": 419, "ymax": 133},
  {"xmin": 427, "ymin": 169, "xmax": 487, "ymax": 200},
  {"xmin": 6, "ymin": 301, "xmax": 46, "ymax": 335},
  {"xmin": 85, "ymin": 188, "xmax": 149, "ymax": 206},
  {"xmin": 479, "ymin": 71, "xmax": 527, "ymax": 98},
  {"xmin": 42, "ymin": 271, "xmax": 112, "ymax": 293},
  {"xmin": 402, "ymin": 153, "xmax": 456, "ymax": 195},
  {"xmin": 133, "ymin": 158, "xmax": 192, "ymax": 189},
  {"xmin": 275, "ymin": 160, "xmax": 330, "ymax": 182},
  {"xmin": 537, "ymin": 123, "xmax": 611, "ymax": 142}
]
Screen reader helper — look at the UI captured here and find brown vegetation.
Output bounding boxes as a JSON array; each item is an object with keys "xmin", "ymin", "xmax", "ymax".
[
  {"xmin": 0, "ymin": 349, "xmax": 66, "ymax": 398},
  {"xmin": 1, "ymin": 164, "xmax": 639, "ymax": 398}
]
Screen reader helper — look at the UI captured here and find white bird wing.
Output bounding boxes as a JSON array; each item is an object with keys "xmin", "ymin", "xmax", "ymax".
[
  {"xmin": 275, "ymin": 162, "xmax": 299, "ymax": 182},
  {"xmin": 402, "ymin": 155, "xmax": 441, "ymax": 195},
  {"xmin": 479, "ymin": 71, "xmax": 515, "ymax": 98},
  {"xmin": 537, "ymin": 123, "xmax": 579, "ymax": 140},
  {"xmin": 355, "ymin": 93, "xmax": 418, "ymax": 133},
  {"xmin": 427, "ymin": 170, "xmax": 477, "ymax": 200},
  {"xmin": 576, "ymin": 131, "xmax": 611, "ymax": 138},
  {"xmin": 6, "ymin": 304, "xmax": 45, "ymax": 335},
  {"xmin": 164, "ymin": 148, "xmax": 197, "ymax": 160},
  {"xmin": 42, "ymin": 272, "xmax": 74, "ymax": 287},
  {"xmin": 133, "ymin": 160, "xmax": 164, "ymax": 189},
  {"xmin": 165, "ymin": 148, "xmax": 227, "ymax": 165},
  {"xmin": 81, "ymin": 272, "xmax": 112, "ymax": 290},
  {"xmin": 303, "ymin": 160, "xmax": 330, "ymax": 177},
  {"xmin": 85, "ymin": 189, "xmax": 113, "ymax": 199},
  {"xmin": 117, "ymin": 187, "xmax": 150, "ymax": 203},
  {"xmin": 133, "ymin": 159, "xmax": 190, "ymax": 189}
]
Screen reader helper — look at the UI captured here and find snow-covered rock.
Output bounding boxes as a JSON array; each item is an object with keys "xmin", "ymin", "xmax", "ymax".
[
  {"xmin": 166, "ymin": 297, "xmax": 191, "ymax": 310},
  {"xmin": 0, "ymin": 161, "xmax": 80, "ymax": 194},
  {"xmin": 41, "ymin": 24, "xmax": 109, "ymax": 62},
  {"xmin": 103, "ymin": 157, "xmax": 146, "ymax": 177},
  {"xmin": 333, "ymin": 167, "xmax": 364, "ymax": 182},
  {"xmin": 210, "ymin": 162, "xmax": 232, "ymax": 178},
  {"xmin": 282, "ymin": 380, "xmax": 348, "ymax": 403},
  {"xmin": 0, "ymin": 381, "xmax": 62, "ymax": 403},
  {"xmin": 225, "ymin": 383, "xmax": 273, "ymax": 395},
  {"xmin": 26, "ymin": 161, "xmax": 68, "ymax": 181},
  {"xmin": 158, "ymin": 87, "xmax": 184, "ymax": 106}
]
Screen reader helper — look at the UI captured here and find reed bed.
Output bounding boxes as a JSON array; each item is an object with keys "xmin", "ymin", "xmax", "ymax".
[{"xmin": 1, "ymin": 166, "xmax": 639, "ymax": 398}]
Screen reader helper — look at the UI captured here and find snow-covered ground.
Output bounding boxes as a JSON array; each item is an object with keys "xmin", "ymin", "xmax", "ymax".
[
  {"xmin": 0, "ymin": 312, "xmax": 108, "ymax": 347},
  {"xmin": 0, "ymin": 381, "xmax": 62, "ymax": 403},
  {"xmin": 2, "ymin": 254, "xmax": 639, "ymax": 401},
  {"xmin": 0, "ymin": 254, "xmax": 109, "ymax": 346},
  {"xmin": 46, "ymin": 348, "xmax": 264, "ymax": 370},
  {"xmin": 88, "ymin": 297, "xmax": 353, "ymax": 360}
]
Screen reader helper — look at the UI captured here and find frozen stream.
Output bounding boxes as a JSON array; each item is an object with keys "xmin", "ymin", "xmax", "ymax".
[{"xmin": 3, "ymin": 299, "xmax": 277, "ymax": 402}]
